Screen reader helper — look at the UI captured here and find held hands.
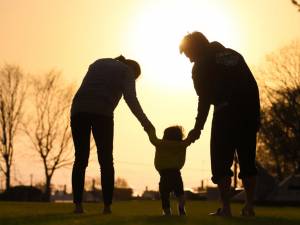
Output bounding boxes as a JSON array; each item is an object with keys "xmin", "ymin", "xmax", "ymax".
[{"xmin": 187, "ymin": 128, "xmax": 201, "ymax": 143}]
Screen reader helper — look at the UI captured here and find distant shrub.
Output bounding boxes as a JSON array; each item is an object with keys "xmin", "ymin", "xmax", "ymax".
[{"xmin": 0, "ymin": 186, "xmax": 43, "ymax": 201}]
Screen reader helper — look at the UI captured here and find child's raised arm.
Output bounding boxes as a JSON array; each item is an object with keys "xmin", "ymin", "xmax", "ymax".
[
  {"xmin": 183, "ymin": 135, "xmax": 193, "ymax": 148},
  {"xmin": 148, "ymin": 129, "xmax": 161, "ymax": 146}
]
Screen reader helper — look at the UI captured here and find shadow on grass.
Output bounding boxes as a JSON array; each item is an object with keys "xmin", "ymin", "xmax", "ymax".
[
  {"xmin": 128, "ymin": 214, "xmax": 300, "ymax": 225},
  {"xmin": 0, "ymin": 213, "xmax": 188, "ymax": 225},
  {"xmin": 1, "ymin": 210, "xmax": 300, "ymax": 225}
]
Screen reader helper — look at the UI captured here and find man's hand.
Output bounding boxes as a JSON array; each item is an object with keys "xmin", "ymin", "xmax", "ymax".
[{"xmin": 187, "ymin": 129, "xmax": 201, "ymax": 143}]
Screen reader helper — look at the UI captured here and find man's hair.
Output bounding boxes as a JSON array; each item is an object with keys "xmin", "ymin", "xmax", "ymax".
[
  {"xmin": 163, "ymin": 125, "xmax": 185, "ymax": 141},
  {"xmin": 179, "ymin": 31, "xmax": 209, "ymax": 54},
  {"xmin": 115, "ymin": 55, "xmax": 141, "ymax": 79}
]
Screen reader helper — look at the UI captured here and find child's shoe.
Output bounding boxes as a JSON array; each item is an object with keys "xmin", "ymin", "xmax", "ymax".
[
  {"xmin": 162, "ymin": 208, "xmax": 172, "ymax": 216},
  {"xmin": 177, "ymin": 195, "xmax": 186, "ymax": 216},
  {"xmin": 178, "ymin": 204, "xmax": 186, "ymax": 216},
  {"xmin": 241, "ymin": 206, "xmax": 255, "ymax": 217}
]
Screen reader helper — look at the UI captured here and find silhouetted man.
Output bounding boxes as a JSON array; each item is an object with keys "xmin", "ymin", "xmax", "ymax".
[{"xmin": 180, "ymin": 32, "xmax": 260, "ymax": 217}]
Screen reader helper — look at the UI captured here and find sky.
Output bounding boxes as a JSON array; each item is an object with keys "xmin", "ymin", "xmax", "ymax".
[{"xmin": 0, "ymin": 0, "xmax": 300, "ymax": 195}]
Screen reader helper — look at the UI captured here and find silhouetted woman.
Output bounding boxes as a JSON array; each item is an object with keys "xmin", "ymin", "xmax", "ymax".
[{"xmin": 70, "ymin": 55, "xmax": 154, "ymax": 214}]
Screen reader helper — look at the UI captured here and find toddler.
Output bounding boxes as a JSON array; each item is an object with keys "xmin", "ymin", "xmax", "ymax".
[{"xmin": 148, "ymin": 125, "xmax": 192, "ymax": 216}]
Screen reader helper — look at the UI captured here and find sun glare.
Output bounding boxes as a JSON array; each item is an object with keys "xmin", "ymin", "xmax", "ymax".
[{"xmin": 129, "ymin": 1, "xmax": 236, "ymax": 89}]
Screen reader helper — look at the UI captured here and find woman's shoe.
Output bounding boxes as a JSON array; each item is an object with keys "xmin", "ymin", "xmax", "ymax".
[
  {"xmin": 241, "ymin": 207, "xmax": 255, "ymax": 217},
  {"xmin": 102, "ymin": 205, "xmax": 112, "ymax": 214},
  {"xmin": 73, "ymin": 204, "xmax": 84, "ymax": 214}
]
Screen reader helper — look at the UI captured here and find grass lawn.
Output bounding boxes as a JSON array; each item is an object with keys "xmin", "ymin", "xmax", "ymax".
[{"xmin": 0, "ymin": 200, "xmax": 299, "ymax": 225}]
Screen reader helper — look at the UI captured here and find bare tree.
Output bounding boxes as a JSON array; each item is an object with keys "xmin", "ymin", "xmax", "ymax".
[
  {"xmin": 115, "ymin": 177, "xmax": 129, "ymax": 188},
  {"xmin": 291, "ymin": 0, "xmax": 300, "ymax": 11},
  {"xmin": 24, "ymin": 71, "xmax": 74, "ymax": 201},
  {"xmin": 257, "ymin": 40, "xmax": 300, "ymax": 180},
  {"xmin": 85, "ymin": 177, "xmax": 101, "ymax": 191},
  {"xmin": 0, "ymin": 65, "xmax": 26, "ymax": 190}
]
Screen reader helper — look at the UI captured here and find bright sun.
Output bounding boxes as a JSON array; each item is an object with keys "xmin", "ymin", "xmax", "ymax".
[{"xmin": 129, "ymin": 1, "xmax": 236, "ymax": 89}]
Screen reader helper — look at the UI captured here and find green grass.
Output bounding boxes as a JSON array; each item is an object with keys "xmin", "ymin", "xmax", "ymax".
[{"xmin": 0, "ymin": 201, "xmax": 299, "ymax": 225}]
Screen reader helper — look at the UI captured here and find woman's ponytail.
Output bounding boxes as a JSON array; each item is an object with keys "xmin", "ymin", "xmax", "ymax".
[{"xmin": 115, "ymin": 55, "xmax": 126, "ymax": 63}]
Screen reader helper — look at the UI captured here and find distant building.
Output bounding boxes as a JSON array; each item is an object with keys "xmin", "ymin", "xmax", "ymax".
[
  {"xmin": 83, "ymin": 187, "xmax": 133, "ymax": 202},
  {"xmin": 233, "ymin": 164, "xmax": 300, "ymax": 205},
  {"xmin": 140, "ymin": 186, "xmax": 206, "ymax": 201},
  {"xmin": 233, "ymin": 163, "xmax": 277, "ymax": 202},
  {"xmin": 114, "ymin": 187, "xmax": 133, "ymax": 200},
  {"xmin": 184, "ymin": 189, "xmax": 206, "ymax": 200},
  {"xmin": 141, "ymin": 186, "xmax": 160, "ymax": 200},
  {"xmin": 51, "ymin": 186, "xmax": 133, "ymax": 202},
  {"xmin": 266, "ymin": 172, "xmax": 300, "ymax": 204},
  {"xmin": 51, "ymin": 190, "xmax": 73, "ymax": 202}
]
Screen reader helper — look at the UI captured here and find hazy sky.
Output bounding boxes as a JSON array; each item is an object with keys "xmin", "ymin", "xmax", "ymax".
[{"xmin": 1, "ymin": 0, "xmax": 300, "ymax": 194}]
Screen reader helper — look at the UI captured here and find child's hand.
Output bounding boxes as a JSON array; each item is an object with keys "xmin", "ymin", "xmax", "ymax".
[
  {"xmin": 148, "ymin": 128, "xmax": 156, "ymax": 139},
  {"xmin": 144, "ymin": 123, "xmax": 155, "ymax": 134},
  {"xmin": 145, "ymin": 125, "xmax": 155, "ymax": 136},
  {"xmin": 184, "ymin": 134, "xmax": 194, "ymax": 147},
  {"xmin": 187, "ymin": 129, "xmax": 201, "ymax": 143},
  {"xmin": 147, "ymin": 128, "xmax": 159, "ymax": 146}
]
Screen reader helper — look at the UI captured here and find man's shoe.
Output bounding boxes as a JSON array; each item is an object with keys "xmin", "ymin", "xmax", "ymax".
[{"xmin": 208, "ymin": 208, "xmax": 232, "ymax": 217}]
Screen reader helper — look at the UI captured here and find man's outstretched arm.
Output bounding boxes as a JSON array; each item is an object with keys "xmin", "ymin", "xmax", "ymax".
[{"xmin": 188, "ymin": 96, "xmax": 210, "ymax": 142}]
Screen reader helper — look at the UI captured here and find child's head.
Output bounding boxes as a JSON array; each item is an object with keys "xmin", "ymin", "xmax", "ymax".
[{"xmin": 163, "ymin": 125, "xmax": 185, "ymax": 141}]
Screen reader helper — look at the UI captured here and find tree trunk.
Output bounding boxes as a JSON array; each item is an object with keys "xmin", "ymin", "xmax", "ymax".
[
  {"xmin": 275, "ymin": 161, "xmax": 283, "ymax": 181},
  {"xmin": 43, "ymin": 176, "xmax": 52, "ymax": 202},
  {"xmin": 5, "ymin": 168, "xmax": 10, "ymax": 191},
  {"xmin": 272, "ymin": 151, "xmax": 283, "ymax": 180},
  {"xmin": 5, "ymin": 157, "xmax": 10, "ymax": 190}
]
